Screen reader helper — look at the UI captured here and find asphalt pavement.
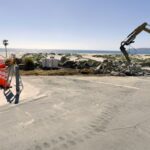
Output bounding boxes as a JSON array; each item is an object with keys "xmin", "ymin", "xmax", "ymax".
[{"xmin": 0, "ymin": 76, "xmax": 150, "ymax": 150}]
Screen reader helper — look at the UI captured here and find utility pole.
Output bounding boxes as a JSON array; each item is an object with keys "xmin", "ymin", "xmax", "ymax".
[{"xmin": 3, "ymin": 40, "xmax": 8, "ymax": 58}]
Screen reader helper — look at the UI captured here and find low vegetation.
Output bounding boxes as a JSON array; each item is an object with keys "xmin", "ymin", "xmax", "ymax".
[
  {"xmin": 20, "ymin": 69, "xmax": 94, "ymax": 76},
  {"xmin": 23, "ymin": 57, "xmax": 35, "ymax": 70}
]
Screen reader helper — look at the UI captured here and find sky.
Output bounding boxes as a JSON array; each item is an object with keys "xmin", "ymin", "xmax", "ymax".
[{"xmin": 0, "ymin": 0, "xmax": 150, "ymax": 50}]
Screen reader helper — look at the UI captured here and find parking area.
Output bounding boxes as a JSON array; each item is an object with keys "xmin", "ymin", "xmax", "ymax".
[{"xmin": 0, "ymin": 76, "xmax": 150, "ymax": 150}]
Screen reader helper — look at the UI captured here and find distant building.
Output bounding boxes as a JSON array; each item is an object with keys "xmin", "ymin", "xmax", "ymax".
[{"xmin": 41, "ymin": 57, "xmax": 59, "ymax": 69}]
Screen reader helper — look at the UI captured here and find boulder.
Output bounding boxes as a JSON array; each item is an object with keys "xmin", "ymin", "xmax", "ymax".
[
  {"xmin": 94, "ymin": 59, "xmax": 145, "ymax": 76},
  {"xmin": 62, "ymin": 60, "xmax": 77, "ymax": 68}
]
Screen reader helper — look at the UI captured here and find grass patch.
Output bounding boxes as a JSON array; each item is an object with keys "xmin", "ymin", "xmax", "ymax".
[{"xmin": 20, "ymin": 69, "xmax": 94, "ymax": 76}]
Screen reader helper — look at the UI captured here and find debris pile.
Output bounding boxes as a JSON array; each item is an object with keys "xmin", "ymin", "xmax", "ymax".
[
  {"xmin": 18, "ymin": 52, "xmax": 150, "ymax": 76},
  {"xmin": 61, "ymin": 58, "xmax": 150, "ymax": 76},
  {"xmin": 95, "ymin": 59, "xmax": 146, "ymax": 76},
  {"xmin": 61, "ymin": 59, "xmax": 99, "ymax": 69}
]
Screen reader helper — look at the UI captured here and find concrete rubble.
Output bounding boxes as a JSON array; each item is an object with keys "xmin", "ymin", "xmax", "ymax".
[
  {"xmin": 60, "ymin": 58, "xmax": 99, "ymax": 69},
  {"xmin": 61, "ymin": 58, "xmax": 150, "ymax": 76},
  {"xmin": 95, "ymin": 59, "xmax": 146, "ymax": 76}
]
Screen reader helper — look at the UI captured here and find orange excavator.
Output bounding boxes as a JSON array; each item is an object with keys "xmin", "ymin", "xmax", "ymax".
[
  {"xmin": 0, "ymin": 40, "xmax": 23, "ymax": 104},
  {"xmin": 120, "ymin": 22, "xmax": 150, "ymax": 63},
  {"xmin": 0, "ymin": 62, "xmax": 11, "ymax": 89}
]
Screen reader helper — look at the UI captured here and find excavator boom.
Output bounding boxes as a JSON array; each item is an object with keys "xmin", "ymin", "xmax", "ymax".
[{"xmin": 120, "ymin": 22, "xmax": 150, "ymax": 63}]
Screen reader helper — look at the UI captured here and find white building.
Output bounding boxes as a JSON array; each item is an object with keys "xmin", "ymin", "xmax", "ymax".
[{"xmin": 41, "ymin": 57, "xmax": 59, "ymax": 69}]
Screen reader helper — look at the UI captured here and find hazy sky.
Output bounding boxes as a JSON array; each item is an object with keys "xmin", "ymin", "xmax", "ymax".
[{"xmin": 0, "ymin": 0, "xmax": 150, "ymax": 50}]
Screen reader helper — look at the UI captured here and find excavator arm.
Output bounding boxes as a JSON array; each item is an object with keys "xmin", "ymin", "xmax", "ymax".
[{"xmin": 120, "ymin": 22, "xmax": 150, "ymax": 63}]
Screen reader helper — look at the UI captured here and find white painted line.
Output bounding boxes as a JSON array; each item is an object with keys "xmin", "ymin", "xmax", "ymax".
[{"xmin": 97, "ymin": 81, "xmax": 139, "ymax": 90}]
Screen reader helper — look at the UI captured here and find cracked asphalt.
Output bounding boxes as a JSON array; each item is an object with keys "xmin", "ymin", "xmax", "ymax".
[{"xmin": 0, "ymin": 76, "xmax": 150, "ymax": 150}]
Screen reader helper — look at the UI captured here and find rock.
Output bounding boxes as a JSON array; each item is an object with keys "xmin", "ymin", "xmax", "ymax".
[
  {"xmin": 124, "ymin": 69, "xmax": 132, "ymax": 76},
  {"xmin": 62, "ymin": 60, "xmax": 77, "ymax": 68},
  {"xmin": 95, "ymin": 64, "xmax": 103, "ymax": 74},
  {"xmin": 110, "ymin": 71, "xmax": 120, "ymax": 76},
  {"xmin": 137, "ymin": 72, "xmax": 144, "ymax": 76},
  {"xmin": 94, "ymin": 59, "xmax": 145, "ymax": 76},
  {"xmin": 121, "ymin": 63, "xmax": 126, "ymax": 68},
  {"xmin": 76, "ymin": 60, "xmax": 90, "ymax": 69},
  {"xmin": 119, "ymin": 72, "xmax": 126, "ymax": 76},
  {"xmin": 60, "ymin": 56, "xmax": 69, "ymax": 63}
]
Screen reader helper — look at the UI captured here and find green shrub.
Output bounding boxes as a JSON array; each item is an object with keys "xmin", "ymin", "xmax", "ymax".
[{"xmin": 23, "ymin": 57, "xmax": 35, "ymax": 70}]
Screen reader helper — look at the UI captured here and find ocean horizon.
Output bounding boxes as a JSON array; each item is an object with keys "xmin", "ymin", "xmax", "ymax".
[{"xmin": 0, "ymin": 48, "xmax": 150, "ymax": 55}]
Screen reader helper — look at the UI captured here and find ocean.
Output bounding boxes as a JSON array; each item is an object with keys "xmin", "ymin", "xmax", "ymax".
[
  {"xmin": 0, "ymin": 49, "xmax": 120, "ymax": 58},
  {"xmin": 0, "ymin": 48, "xmax": 150, "ymax": 56},
  {"xmin": 0, "ymin": 48, "xmax": 120, "ymax": 54}
]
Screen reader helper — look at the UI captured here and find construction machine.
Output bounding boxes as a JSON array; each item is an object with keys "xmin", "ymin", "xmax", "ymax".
[
  {"xmin": 120, "ymin": 22, "xmax": 150, "ymax": 63},
  {"xmin": 0, "ymin": 41, "xmax": 23, "ymax": 104}
]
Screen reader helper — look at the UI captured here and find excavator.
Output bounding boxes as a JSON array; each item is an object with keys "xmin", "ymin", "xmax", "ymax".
[
  {"xmin": 0, "ymin": 41, "xmax": 23, "ymax": 104},
  {"xmin": 120, "ymin": 22, "xmax": 150, "ymax": 63}
]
